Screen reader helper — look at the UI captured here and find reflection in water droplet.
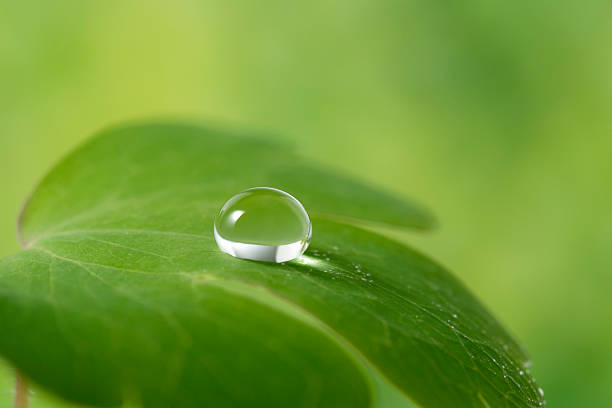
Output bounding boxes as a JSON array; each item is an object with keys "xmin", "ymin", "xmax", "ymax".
[{"xmin": 214, "ymin": 187, "xmax": 311, "ymax": 263}]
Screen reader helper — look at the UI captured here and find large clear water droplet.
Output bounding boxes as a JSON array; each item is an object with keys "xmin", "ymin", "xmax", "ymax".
[{"xmin": 214, "ymin": 187, "xmax": 312, "ymax": 263}]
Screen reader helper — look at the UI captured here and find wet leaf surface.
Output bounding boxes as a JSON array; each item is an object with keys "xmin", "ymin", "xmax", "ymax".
[{"xmin": 0, "ymin": 123, "xmax": 543, "ymax": 407}]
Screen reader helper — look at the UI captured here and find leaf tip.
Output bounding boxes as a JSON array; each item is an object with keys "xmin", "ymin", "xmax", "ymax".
[{"xmin": 15, "ymin": 194, "xmax": 31, "ymax": 250}]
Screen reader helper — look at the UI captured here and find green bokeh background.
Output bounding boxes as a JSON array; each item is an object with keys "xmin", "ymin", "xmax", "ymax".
[{"xmin": 1, "ymin": 1, "xmax": 610, "ymax": 407}]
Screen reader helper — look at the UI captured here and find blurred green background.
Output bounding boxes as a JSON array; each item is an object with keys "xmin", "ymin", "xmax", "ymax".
[{"xmin": 1, "ymin": 1, "xmax": 610, "ymax": 407}]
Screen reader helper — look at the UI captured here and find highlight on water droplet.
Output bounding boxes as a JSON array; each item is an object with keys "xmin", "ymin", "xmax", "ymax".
[{"xmin": 214, "ymin": 187, "xmax": 312, "ymax": 263}]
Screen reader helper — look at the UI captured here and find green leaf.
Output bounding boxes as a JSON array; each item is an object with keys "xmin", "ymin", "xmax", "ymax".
[{"xmin": 0, "ymin": 122, "xmax": 544, "ymax": 407}]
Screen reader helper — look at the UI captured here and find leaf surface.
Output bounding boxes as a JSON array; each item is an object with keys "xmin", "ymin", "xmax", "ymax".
[{"xmin": 0, "ymin": 123, "xmax": 544, "ymax": 407}]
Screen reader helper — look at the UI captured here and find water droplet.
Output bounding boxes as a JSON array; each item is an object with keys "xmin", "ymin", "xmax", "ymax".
[
  {"xmin": 538, "ymin": 387, "xmax": 544, "ymax": 397},
  {"xmin": 453, "ymin": 313, "xmax": 458, "ymax": 319},
  {"xmin": 214, "ymin": 187, "xmax": 311, "ymax": 263},
  {"xmin": 519, "ymin": 370, "xmax": 524, "ymax": 375}
]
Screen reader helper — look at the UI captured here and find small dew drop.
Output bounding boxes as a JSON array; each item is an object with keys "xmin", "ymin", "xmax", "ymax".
[
  {"xmin": 452, "ymin": 313, "xmax": 458, "ymax": 319},
  {"xmin": 538, "ymin": 387, "xmax": 544, "ymax": 397},
  {"xmin": 214, "ymin": 187, "xmax": 311, "ymax": 263},
  {"xmin": 519, "ymin": 370, "xmax": 524, "ymax": 375}
]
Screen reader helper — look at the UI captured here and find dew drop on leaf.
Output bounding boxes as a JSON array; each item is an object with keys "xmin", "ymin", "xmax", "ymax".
[{"xmin": 214, "ymin": 187, "xmax": 311, "ymax": 263}]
